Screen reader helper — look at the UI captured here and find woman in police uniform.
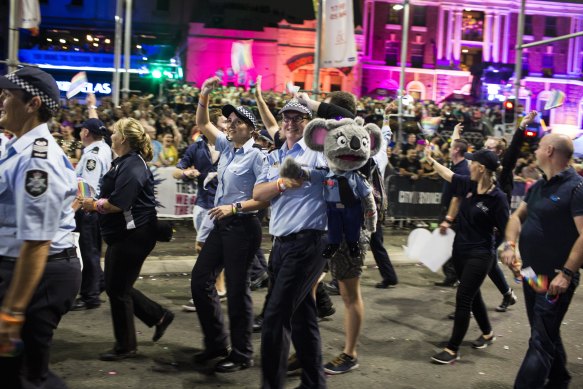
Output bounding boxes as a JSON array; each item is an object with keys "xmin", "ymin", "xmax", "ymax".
[
  {"xmin": 81, "ymin": 118, "xmax": 174, "ymax": 361},
  {"xmin": 191, "ymin": 76, "xmax": 268, "ymax": 373}
]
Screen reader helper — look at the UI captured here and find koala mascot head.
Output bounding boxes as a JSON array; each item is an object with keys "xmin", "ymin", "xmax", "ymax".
[{"xmin": 304, "ymin": 116, "xmax": 382, "ymax": 173}]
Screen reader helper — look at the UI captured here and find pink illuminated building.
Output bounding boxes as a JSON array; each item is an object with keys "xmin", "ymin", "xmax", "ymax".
[{"xmin": 186, "ymin": 0, "xmax": 583, "ymax": 129}]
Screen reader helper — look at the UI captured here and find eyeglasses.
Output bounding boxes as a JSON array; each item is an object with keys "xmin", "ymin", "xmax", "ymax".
[{"xmin": 281, "ymin": 115, "xmax": 308, "ymax": 124}]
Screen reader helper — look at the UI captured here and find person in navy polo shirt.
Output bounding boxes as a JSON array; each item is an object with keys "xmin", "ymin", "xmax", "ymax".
[
  {"xmin": 425, "ymin": 147, "xmax": 509, "ymax": 365},
  {"xmin": 81, "ymin": 118, "xmax": 174, "ymax": 361},
  {"xmin": 502, "ymin": 133, "xmax": 583, "ymax": 389}
]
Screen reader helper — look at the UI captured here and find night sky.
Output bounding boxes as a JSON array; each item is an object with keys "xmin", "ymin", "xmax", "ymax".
[{"xmin": 190, "ymin": 0, "xmax": 363, "ymax": 30}]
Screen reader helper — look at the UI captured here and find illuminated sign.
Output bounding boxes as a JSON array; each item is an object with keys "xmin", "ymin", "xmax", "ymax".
[{"xmin": 56, "ymin": 81, "xmax": 112, "ymax": 95}]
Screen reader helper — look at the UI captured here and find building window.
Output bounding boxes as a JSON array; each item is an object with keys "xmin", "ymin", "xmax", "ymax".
[
  {"xmin": 524, "ymin": 15, "xmax": 533, "ymax": 35},
  {"xmin": 387, "ymin": 8, "xmax": 402, "ymax": 25},
  {"xmin": 412, "ymin": 6, "xmax": 426, "ymax": 27},
  {"xmin": 545, "ymin": 17, "xmax": 557, "ymax": 37},
  {"xmin": 157, "ymin": 0, "xmax": 170, "ymax": 11},
  {"xmin": 542, "ymin": 53, "xmax": 554, "ymax": 69},
  {"xmin": 462, "ymin": 11, "xmax": 484, "ymax": 41}
]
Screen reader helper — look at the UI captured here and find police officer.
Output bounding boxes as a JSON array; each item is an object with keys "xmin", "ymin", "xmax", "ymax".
[
  {"xmin": 253, "ymin": 99, "xmax": 328, "ymax": 389},
  {"xmin": 72, "ymin": 118, "xmax": 112, "ymax": 310},
  {"xmin": 191, "ymin": 76, "xmax": 268, "ymax": 373},
  {"xmin": 0, "ymin": 67, "xmax": 81, "ymax": 388}
]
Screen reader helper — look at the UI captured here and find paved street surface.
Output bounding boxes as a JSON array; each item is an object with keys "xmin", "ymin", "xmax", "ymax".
[{"xmin": 51, "ymin": 222, "xmax": 583, "ymax": 388}]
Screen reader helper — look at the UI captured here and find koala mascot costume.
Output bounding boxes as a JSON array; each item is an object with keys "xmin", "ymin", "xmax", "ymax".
[{"xmin": 279, "ymin": 116, "xmax": 382, "ymax": 258}]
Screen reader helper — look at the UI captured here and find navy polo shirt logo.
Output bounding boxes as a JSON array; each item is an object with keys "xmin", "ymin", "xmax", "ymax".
[
  {"xmin": 25, "ymin": 169, "xmax": 48, "ymax": 197},
  {"xmin": 476, "ymin": 201, "xmax": 489, "ymax": 214}
]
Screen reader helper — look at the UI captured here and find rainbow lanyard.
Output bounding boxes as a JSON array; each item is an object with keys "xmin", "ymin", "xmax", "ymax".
[{"xmin": 518, "ymin": 267, "xmax": 559, "ymax": 304}]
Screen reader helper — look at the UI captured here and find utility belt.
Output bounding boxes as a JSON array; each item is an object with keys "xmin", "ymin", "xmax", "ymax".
[
  {"xmin": 0, "ymin": 247, "xmax": 78, "ymax": 264},
  {"xmin": 275, "ymin": 229, "xmax": 324, "ymax": 243}
]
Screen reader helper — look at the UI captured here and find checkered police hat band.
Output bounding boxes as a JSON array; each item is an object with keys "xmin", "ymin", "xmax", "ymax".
[
  {"xmin": 5, "ymin": 73, "xmax": 60, "ymax": 114},
  {"xmin": 282, "ymin": 101, "xmax": 312, "ymax": 118},
  {"xmin": 237, "ymin": 107, "xmax": 258, "ymax": 129}
]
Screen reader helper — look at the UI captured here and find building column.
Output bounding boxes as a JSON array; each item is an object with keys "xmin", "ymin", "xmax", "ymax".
[
  {"xmin": 363, "ymin": 0, "xmax": 371, "ymax": 58},
  {"xmin": 437, "ymin": 6, "xmax": 444, "ymax": 60},
  {"xmin": 502, "ymin": 13, "xmax": 510, "ymax": 63},
  {"xmin": 453, "ymin": 10, "xmax": 463, "ymax": 63},
  {"xmin": 446, "ymin": 9, "xmax": 453, "ymax": 61},
  {"xmin": 483, "ymin": 13, "xmax": 493, "ymax": 62},
  {"xmin": 492, "ymin": 12, "xmax": 501, "ymax": 63},
  {"xmin": 368, "ymin": 0, "xmax": 375, "ymax": 60},
  {"xmin": 575, "ymin": 18, "xmax": 583, "ymax": 74}
]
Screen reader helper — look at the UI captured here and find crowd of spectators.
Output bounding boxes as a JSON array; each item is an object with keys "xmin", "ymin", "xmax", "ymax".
[{"xmin": 42, "ymin": 85, "xmax": 555, "ymax": 191}]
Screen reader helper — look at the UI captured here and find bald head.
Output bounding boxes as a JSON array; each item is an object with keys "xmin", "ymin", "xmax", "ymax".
[{"xmin": 543, "ymin": 133, "xmax": 573, "ymax": 161}]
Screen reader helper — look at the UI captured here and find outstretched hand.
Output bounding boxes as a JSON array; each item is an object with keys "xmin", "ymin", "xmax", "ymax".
[
  {"xmin": 521, "ymin": 111, "xmax": 538, "ymax": 127},
  {"xmin": 254, "ymin": 75, "xmax": 263, "ymax": 99},
  {"xmin": 201, "ymin": 76, "xmax": 221, "ymax": 96}
]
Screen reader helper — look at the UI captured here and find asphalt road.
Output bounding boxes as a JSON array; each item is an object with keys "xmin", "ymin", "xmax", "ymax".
[{"xmin": 48, "ymin": 222, "xmax": 583, "ymax": 388}]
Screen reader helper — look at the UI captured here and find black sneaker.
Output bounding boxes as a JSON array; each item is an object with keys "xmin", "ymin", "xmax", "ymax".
[
  {"xmin": 317, "ymin": 306, "xmax": 336, "ymax": 319},
  {"xmin": 431, "ymin": 350, "xmax": 459, "ymax": 364},
  {"xmin": 347, "ymin": 243, "xmax": 361, "ymax": 258},
  {"xmin": 471, "ymin": 334, "xmax": 496, "ymax": 349},
  {"xmin": 322, "ymin": 244, "xmax": 340, "ymax": 259},
  {"xmin": 323, "ymin": 281, "xmax": 340, "ymax": 296},
  {"xmin": 496, "ymin": 289, "xmax": 517, "ymax": 312},
  {"xmin": 287, "ymin": 353, "xmax": 301, "ymax": 374},
  {"xmin": 324, "ymin": 353, "xmax": 359, "ymax": 375}
]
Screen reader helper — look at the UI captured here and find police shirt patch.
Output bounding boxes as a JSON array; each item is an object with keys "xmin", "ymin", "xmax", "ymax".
[
  {"xmin": 32, "ymin": 138, "xmax": 48, "ymax": 159},
  {"xmin": 86, "ymin": 159, "xmax": 97, "ymax": 171},
  {"xmin": 25, "ymin": 170, "xmax": 48, "ymax": 197},
  {"xmin": 91, "ymin": 147, "xmax": 99, "ymax": 154}
]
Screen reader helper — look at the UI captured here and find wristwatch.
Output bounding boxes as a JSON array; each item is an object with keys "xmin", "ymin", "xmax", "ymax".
[{"xmin": 235, "ymin": 202, "xmax": 243, "ymax": 211}]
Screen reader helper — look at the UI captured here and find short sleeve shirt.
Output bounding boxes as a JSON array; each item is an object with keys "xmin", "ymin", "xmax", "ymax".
[
  {"xmin": 0, "ymin": 124, "xmax": 77, "ymax": 257},
  {"xmin": 519, "ymin": 167, "xmax": 583, "ymax": 276},
  {"xmin": 176, "ymin": 138, "xmax": 217, "ymax": 209},
  {"xmin": 75, "ymin": 140, "xmax": 112, "ymax": 196},
  {"xmin": 450, "ymin": 174, "xmax": 509, "ymax": 256},
  {"xmin": 98, "ymin": 152, "xmax": 157, "ymax": 237},
  {"xmin": 214, "ymin": 133, "xmax": 265, "ymax": 207}
]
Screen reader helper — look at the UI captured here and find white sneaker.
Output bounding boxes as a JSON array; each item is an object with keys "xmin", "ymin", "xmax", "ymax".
[{"xmin": 182, "ymin": 299, "xmax": 197, "ymax": 312}]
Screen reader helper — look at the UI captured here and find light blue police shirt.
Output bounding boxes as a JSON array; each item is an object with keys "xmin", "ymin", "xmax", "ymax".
[
  {"xmin": 214, "ymin": 133, "xmax": 265, "ymax": 207},
  {"xmin": 256, "ymin": 138, "xmax": 328, "ymax": 237},
  {"xmin": 75, "ymin": 140, "xmax": 112, "ymax": 196},
  {"xmin": 321, "ymin": 170, "xmax": 372, "ymax": 203},
  {"xmin": 0, "ymin": 123, "xmax": 77, "ymax": 258}
]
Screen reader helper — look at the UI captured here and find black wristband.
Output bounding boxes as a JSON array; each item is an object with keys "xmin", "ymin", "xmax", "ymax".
[{"xmin": 562, "ymin": 267, "xmax": 576, "ymax": 278}]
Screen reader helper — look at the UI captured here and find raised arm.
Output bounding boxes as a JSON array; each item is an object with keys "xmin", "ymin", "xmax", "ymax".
[
  {"xmin": 424, "ymin": 144, "xmax": 454, "ymax": 182},
  {"xmin": 196, "ymin": 77, "xmax": 223, "ymax": 145},
  {"xmin": 86, "ymin": 93, "xmax": 99, "ymax": 119},
  {"xmin": 451, "ymin": 123, "xmax": 464, "ymax": 142},
  {"xmin": 253, "ymin": 75, "xmax": 280, "ymax": 139}
]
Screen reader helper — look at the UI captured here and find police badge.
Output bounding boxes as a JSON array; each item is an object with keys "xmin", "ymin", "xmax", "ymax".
[
  {"xmin": 25, "ymin": 170, "xmax": 48, "ymax": 197},
  {"xmin": 86, "ymin": 159, "xmax": 97, "ymax": 171}
]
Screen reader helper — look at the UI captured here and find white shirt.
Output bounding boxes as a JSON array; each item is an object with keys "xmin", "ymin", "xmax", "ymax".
[{"xmin": 75, "ymin": 140, "xmax": 112, "ymax": 196}]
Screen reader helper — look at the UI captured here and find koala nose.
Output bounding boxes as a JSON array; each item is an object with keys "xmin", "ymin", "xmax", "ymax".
[{"xmin": 350, "ymin": 136, "xmax": 361, "ymax": 150}]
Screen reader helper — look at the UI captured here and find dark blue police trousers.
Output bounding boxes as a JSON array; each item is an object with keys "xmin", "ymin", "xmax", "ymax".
[
  {"xmin": 514, "ymin": 274, "xmax": 579, "ymax": 389},
  {"xmin": 0, "ymin": 253, "xmax": 81, "ymax": 389},
  {"xmin": 191, "ymin": 214, "xmax": 262, "ymax": 363},
  {"xmin": 261, "ymin": 230, "xmax": 327, "ymax": 389},
  {"xmin": 75, "ymin": 210, "xmax": 104, "ymax": 304}
]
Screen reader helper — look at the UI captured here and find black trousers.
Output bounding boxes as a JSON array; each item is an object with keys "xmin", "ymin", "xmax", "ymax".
[
  {"xmin": 447, "ymin": 252, "xmax": 494, "ymax": 352},
  {"xmin": 191, "ymin": 215, "xmax": 262, "ymax": 362},
  {"xmin": 75, "ymin": 211, "xmax": 104, "ymax": 304},
  {"xmin": 104, "ymin": 221, "xmax": 164, "ymax": 353},
  {"xmin": 514, "ymin": 274, "xmax": 579, "ymax": 389},
  {"xmin": 0, "ymin": 254, "xmax": 81, "ymax": 389},
  {"xmin": 370, "ymin": 223, "xmax": 398, "ymax": 284},
  {"xmin": 261, "ymin": 230, "xmax": 327, "ymax": 389}
]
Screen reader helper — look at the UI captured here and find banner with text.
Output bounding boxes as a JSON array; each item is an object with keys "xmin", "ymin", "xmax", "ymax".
[
  {"xmin": 154, "ymin": 167, "xmax": 197, "ymax": 218},
  {"xmin": 386, "ymin": 175, "xmax": 443, "ymax": 219},
  {"xmin": 321, "ymin": 0, "xmax": 357, "ymax": 68}
]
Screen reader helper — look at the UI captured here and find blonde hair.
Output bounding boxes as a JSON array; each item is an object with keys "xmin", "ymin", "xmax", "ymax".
[{"xmin": 114, "ymin": 117, "xmax": 153, "ymax": 161}]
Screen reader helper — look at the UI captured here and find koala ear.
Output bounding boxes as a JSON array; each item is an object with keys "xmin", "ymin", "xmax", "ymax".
[
  {"xmin": 365, "ymin": 123, "xmax": 382, "ymax": 156},
  {"xmin": 303, "ymin": 118, "xmax": 329, "ymax": 152}
]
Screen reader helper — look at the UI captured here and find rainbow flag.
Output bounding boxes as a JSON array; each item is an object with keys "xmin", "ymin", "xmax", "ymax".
[
  {"xmin": 421, "ymin": 116, "xmax": 442, "ymax": 132},
  {"xmin": 77, "ymin": 177, "xmax": 96, "ymax": 199},
  {"xmin": 231, "ymin": 40, "xmax": 255, "ymax": 74},
  {"xmin": 67, "ymin": 71, "xmax": 88, "ymax": 99},
  {"xmin": 544, "ymin": 89, "xmax": 566, "ymax": 110}
]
